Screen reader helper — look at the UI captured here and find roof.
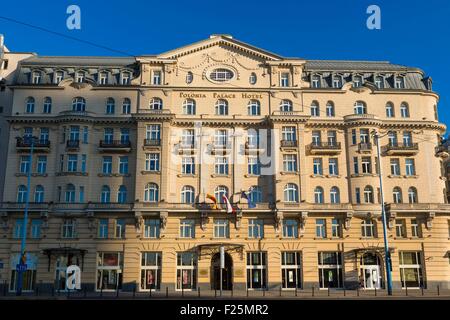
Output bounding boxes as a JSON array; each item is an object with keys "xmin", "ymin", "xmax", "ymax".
[
  {"xmin": 304, "ymin": 60, "xmax": 414, "ymax": 72},
  {"xmin": 21, "ymin": 56, "xmax": 136, "ymax": 66}
]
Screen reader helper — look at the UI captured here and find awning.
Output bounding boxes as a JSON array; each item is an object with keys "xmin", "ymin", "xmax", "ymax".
[
  {"xmin": 42, "ymin": 247, "xmax": 87, "ymax": 271},
  {"xmin": 196, "ymin": 243, "xmax": 244, "ymax": 260}
]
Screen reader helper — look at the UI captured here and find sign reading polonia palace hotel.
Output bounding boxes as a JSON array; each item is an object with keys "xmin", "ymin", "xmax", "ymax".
[{"xmin": 0, "ymin": 34, "xmax": 449, "ymax": 293}]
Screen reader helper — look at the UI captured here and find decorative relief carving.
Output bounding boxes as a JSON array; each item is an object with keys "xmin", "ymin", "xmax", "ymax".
[
  {"xmin": 426, "ymin": 212, "xmax": 435, "ymax": 230},
  {"xmin": 160, "ymin": 212, "xmax": 168, "ymax": 230},
  {"xmin": 235, "ymin": 210, "xmax": 243, "ymax": 230},
  {"xmin": 274, "ymin": 211, "xmax": 283, "ymax": 233},
  {"xmin": 299, "ymin": 212, "xmax": 308, "ymax": 235},
  {"xmin": 344, "ymin": 212, "xmax": 353, "ymax": 230},
  {"xmin": 387, "ymin": 211, "xmax": 396, "ymax": 229},
  {"xmin": 201, "ymin": 212, "xmax": 209, "ymax": 231}
]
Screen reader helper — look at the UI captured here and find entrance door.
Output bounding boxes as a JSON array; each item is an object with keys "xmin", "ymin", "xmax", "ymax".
[
  {"xmin": 360, "ymin": 252, "xmax": 382, "ymax": 289},
  {"xmin": 211, "ymin": 252, "xmax": 233, "ymax": 290},
  {"xmin": 55, "ymin": 254, "xmax": 80, "ymax": 291}
]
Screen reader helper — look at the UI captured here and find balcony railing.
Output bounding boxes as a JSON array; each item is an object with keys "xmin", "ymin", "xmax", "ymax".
[
  {"xmin": 384, "ymin": 142, "xmax": 419, "ymax": 155},
  {"xmin": 66, "ymin": 139, "xmax": 80, "ymax": 149},
  {"xmin": 309, "ymin": 141, "xmax": 341, "ymax": 154},
  {"xmin": 99, "ymin": 140, "xmax": 131, "ymax": 152},
  {"xmin": 144, "ymin": 139, "xmax": 161, "ymax": 147},
  {"xmin": 16, "ymin": 137, "xmax": 50, "ymax": 152},
  {"xmin": 358, "ymin": 142, "xmax": 372, "ymax": 152},
  {"xmin": 280, "ymin": 140, "xmax": 297, "ymax": 148}
]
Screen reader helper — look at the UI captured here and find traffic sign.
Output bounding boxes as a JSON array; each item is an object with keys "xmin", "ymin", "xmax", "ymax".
[{"xmin": 16, "ymin": 264, "xmax": 27, "ymax": 272}]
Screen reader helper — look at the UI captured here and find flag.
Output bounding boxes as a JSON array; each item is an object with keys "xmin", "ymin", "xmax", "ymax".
[
  {"xmin": 241, "ymin": 191, "xmax": 256, "ymax": 208},
  {"xmin": 206, "ymin": 193, "xmax": 218, "ymax": 210},
  {"xmin": 222, "ymin": 194, "xmax": 236, "ymax": 214}
]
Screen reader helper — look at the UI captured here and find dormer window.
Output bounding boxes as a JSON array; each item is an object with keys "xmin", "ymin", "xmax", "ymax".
[
  {"xmin": 280, "ymin": 73, "xmax": 289, "ymax": 87},
  {"xmin": 152, "ymin": 70, "xmax": 162, "ymax": 85},
  {"xmin": 76, "ymin": 71, "xmax": 85, "ymax": 83},
  {"xmin": 332, "ymin": 75, "xmax": 342, "ymax": 88},
  {"xmin": 99, "ymin": 72, "xmax": 108, "ymax": 85},
  {"xmin": 121, "ymin": 72, "xmax": 131, "ymax": 85},
  {"xmin": 186, "ymin": 72, "xmax": 193, "ymax": 84},
  {"xmin": 375, "ymin": 75, "xmax": 384, "ymax": 89},
  {"xmin": 54, "ymin": 71, "xmax": 63, "ymax": 84},
  {"xmin": 395, "ymin": 76, "xmax": 405, "ymax": 89},
  {"xmin": 32, "ymin": 71, "xmax": 41, "ymax": 84},
  {"xmin": 353, "ymin": 75, "xmax": 363, "ymax": 88},
  {"xmin": 311, "ymin": 75, "xmax": 321, "ymax": 88}
]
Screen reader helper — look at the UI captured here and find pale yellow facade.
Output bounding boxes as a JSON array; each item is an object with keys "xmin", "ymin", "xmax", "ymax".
[{"xmin": 0, "ymin": 35, "xmax": 449, "ymax": 293}]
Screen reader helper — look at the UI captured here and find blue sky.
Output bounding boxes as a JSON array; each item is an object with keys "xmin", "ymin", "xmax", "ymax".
[{"xmin": 1, "ymin": 0, "xmax": 449, "ymax": 130}]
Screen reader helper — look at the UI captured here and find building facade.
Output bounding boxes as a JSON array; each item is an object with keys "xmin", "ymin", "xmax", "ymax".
[{"xmin": 0, "ymin": 35, "xmax": 449, "ymax": 293}]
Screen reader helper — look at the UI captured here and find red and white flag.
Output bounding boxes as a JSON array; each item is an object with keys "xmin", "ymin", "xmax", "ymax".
[{"xmin": 222, "ymin": 195, "xmax": 236, "ymax": 214}]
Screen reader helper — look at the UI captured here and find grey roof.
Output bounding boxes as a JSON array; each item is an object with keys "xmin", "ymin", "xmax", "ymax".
[
  {"xmin": 21, "ymin": 56, "xmax": 136, "ymax": 66},
  {"xmin": 305, "ymin": 60, "xmax": 413, "ymax": 72}
]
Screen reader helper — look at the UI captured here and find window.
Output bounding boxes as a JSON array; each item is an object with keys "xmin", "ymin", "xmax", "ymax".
[
  {"xmin": 104, "ymin": 127, "xmax": 114, "ymax": 143},
  {"xmin": 395, "ymin": 219, "xmax": 406, "ymax": 238},
  {"xmin": 330, "ymin": 187, "xmax": 340, "ymax": 204},
  {"xmin": 54, "ymin": 71, "xmax": 64, "ymax": 83},
  {"xmin": 355, "ymin": 187, "xmax": 361, "ymax": 204},
  {"xmin": 364, "ymin": 186, "xmax": 374, "ymax": 203},
  {"xmin": 314, "ymin": 187, "xmax": 324, "ymax": 204},
  {"xmin": 405, "ymin": 159, "xmax": 416, "ymax": 176},
  {"xmin": 122, "ymin": 98, "xmax": 131, "ymax": 114},
  {"xmin": 354, "ymin": 101, "xmax": 367, "ymax": 115},
  {"xmin": 32, "ymin": 71, "xmax": 42, "ymax": 84},
  {"xmin": 249, "ymin": 72, "xmax": 257, "ymax": 85},
  {"xmin": 144, "ymin": 219, "xmax": 160, "ymax": 238},
  {"xmin": 181, "ymin": 186, "xmax": 195, "ymax": 204},
  {"xmin": 214, "ymin": 186, "xmax": 228, "ymax": 204},
  {"xmin": 246, "ymin": 252, "xmax": 267, "ymax": 289},
  {"xmin": 331, "ymin": 219, "xmax": 341, "ymax": 238},
  {"xmin": 31, "ymin": 219, "xmax": 42, "ymax": 239},
  {"xmin": 411, "ymin": 219, "xmax": 420, "ymax": 238},
  {"xmin": 121, "ymin": 72, "xmax": 131, "ymax": 85},
  {"xmin": 37, "ymin": 156, "xmax": 47, "ymax": 174},
  {"xmin": 145, "ymin": 153, "xmax": 160, "ymax": 171},
  {"xmin": 9, "ymin": 253, "xmax": 37, "ymax": 292},
  {"xmin": 82, "ymin": 127, "xmax": 89, "ymax": 144},
  {"xmin": 395, "ymin": 76, "xmax": 405, "ymax": 89},
  {"xmin": 140, "ymin": 252, "xmax": 162, "ymax": 291},
  {"xmin": 375, "ymin": 76, "xmax": 384, "ymax": 89},
  {"xmin": 181, "ymin": 129, "xmax": 195, "ymax": 147},
  {"xmin": 62, "ymin": 219, "xmax": 76, "ymax": 238},
  {"xmin": 393, "ymin": 187, "xmax": 403, "ymax": 204},
  {"xmin": 185, "ymin": 71, "xmax": 193, "ymax": 84},
  {"xmin": 311, "ymin": 75, "xmax": 321, "ymax": 88},
  {"xmin": 247, "ymin": 156, "xmax": 261, "ymax": 175},
  {"xmin": 318, "ymin": 252, "xmax": 343, "ymax": 288},
  {"xmin": 152, "ymin": 70, "xmax": 162, "ymax": 85},
  {"xmin": 13, "ymin": 219, "xmax": 24, "ymax": 238},
  {"xmin": 102, "ymin": 156, "xmax": 112, "ymax": 174},
  {"xmin": 386, "ymin": 102, "xmax": 394, "ymax": 118},
  {"xmin": 361, "ymin": 219, "xmax": 375, "ymax": 238},
  {"xmin": 215, "ymin": 156, "xmax": 229, "ymax": 175},
  {"xmin": 215, "ymin": 99, "xmax": 228, "ymax": 115},
  {"xmin": 310, "ymin": 101, "xmax": 320, "ymax": 117},
  {"xmin": 284, "ymin": 184, "xmax": 299, "ymax": 203},
  {"xmin": 332, "ymin": 75, "xmax": 342, "ymax": 88},
  {"xmin": 326, "ymin": 101, "xmax": 335, "ymax": 117},
  {"xmin": 248, "ymin": 100, "xmax": 260, "ymax": 115},
  {"xmin": 75, "ymin": 71, "xmax": 85, "ymax": 83},
  {"xmin": 19, "ymin": 156, "xmax": 30, "ymax": 174},
  {"xmin": 213, "ymin": 219, "xmax": 229, "ymax": 238},
  {"xmin": 210, "ymin": 68, "xmax": 234, "ymax": 82},
  {"xmin": 144, "ymin": 183, "xmax": 159, "ymax": 202},
  {"xmin": 399, "ymin": 252, "xmax": 423, "ymax": 288},
  {"xmin": 119, "ymin": 156, "xmax": 129, "ymax": 174},
  {"xmin": 115, "ymin": 219, "xmax": 126, "ymax": 238},
  {"xmin": 176, "ymin": 252, "xmax": 197, "ymax": 290},
  {"xmin": 149, "ymin": 97, "xmax": 163, "ymax": 110},
  {"xmin": 313, "ymin": 158, "xmax": 323, "ymax": 175},
  {"xmin": 101, "ymin": 186, "xmax": 111, "ymax": 203},
  {"xmin": 329, "ymin": 158, "xmax": 338, "ymax": 176},
  {"xmin": 283, "ymin": 154, "xmax": 297, "ymax": 172},
  {"xmin": 64, "ymin": 184, "xmax": 76, "ymax": 203},
  {"xmin": 117, "ymin": 185, "xmax": 127, "ymax": 203},
  {"xmin": 312, "ymin": 131, "xmax": 321, "ymax": 146},
  {"xmin": 353, "ymin": 157, "xmax": 359, "ymax": 174},
  {"xmin": 388, "ymin": 131, "xmax": 398, "ymax": 146},
  {"xmin": 362, "ymin": 157, "xmax": 372, "ymax": 174},
  {"xmin": 98, "ymin": 219, "xmax": 109, "ymax": 238},
  {"xmin": 181, "ymin": 156, "xmax": 195, "ymax": 174},
  {"xmin": 34, "ymin": 185, "xmax": 44, "ymax": 203},
  {"xmin": 182, "ymin": 99, "xmax": 196, "ymax": 115},
  {"xmin": 390, "ymin": 159, "xmax": 400, "ymax": 176},
  {"xmin": 360, "ymin": 129, "xmax": 370, "ymax": 143},
  {"xmin": 26, "ymin": 97, "xmax": 35, "ymax": 113},
  {"xmin": 81, "ymin": 155, "xmax": 87, "ymax": 173},
  {"xmin": 316, "ymin": 219, "xmax": 327, "ymax": 238},
  {"xmin": 79, "ymin": 186, "xmax": 84, "ymax": 203},
  {"xmin": 72, "ymin": 97, "xmax": 86, "ymax": 112},
  {"xmin": 248, "ymin": 219, "xmax": 264, "ymax": 239},
  {"xmin": 408, "ymin": 187, "xmax": 418, "ymax": 204},
  {"xmin": 403, "ymin": 131, "xmax": 412, "ymax": 147},
  {"xmin": 43, "ymin": 97, "xmax": 52, "ymax": 113},
  {"xmin": 281, "ymin": 252, "xmax": 302, "ymax": 289},
  {"xmin": 281, "ymin": 126, "xmax": 296, "ymax": 142},
  {"xmin": 96, "ymin": 252, "xmax": 123, "ymax": 291},
  {"xmin": 214, "ymin": 129, "xmax": 228, "ymax": 146},
  {"xmin": 353, "ymin": 75, "xmax": 363, "ymax": 87},
  {"xmin": 180, "ymin": 219, "xmax": 195, "ymax": 238},
  {"xmin": 120, "ymin": 128, "xmax": 130, "ymax": 143},
  {"xmin": 280, "ymin": 73, "xmax": 289, "ymax": 87},
  {"xmin": 99, "ymin": 72, "xmax": 107, "ymax": 85},
  {"xmin": 249, "ymin": 186, "xmax": 262, "ymax": 204},
  {"xmin": 400, "ymin": 103, "xmax": 410, "ymax": 118},
  {"xmin": 67, "ymin": 154, "xmax": 78, "ymax": 172},
  {"xmin": 283, "ymin": 219, "xmax": 298, "ymax": 238}
]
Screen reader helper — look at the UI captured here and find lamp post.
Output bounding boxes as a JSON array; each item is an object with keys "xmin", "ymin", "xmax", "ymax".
[
  {"xmin": 16, "ymin": 135, "xmax": 37, "ymax": 295},
  {"xmin": 372, "ymin": 130, "xmax": 393, "ymax": 295}
]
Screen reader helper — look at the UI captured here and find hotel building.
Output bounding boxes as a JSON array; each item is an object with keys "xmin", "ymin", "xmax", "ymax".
[{"xmin": 0, "ymin": 35, "xmax": 449, "ymax": 293}]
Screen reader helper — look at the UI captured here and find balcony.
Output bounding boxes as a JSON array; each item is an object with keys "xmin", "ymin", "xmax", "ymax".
[
  {"xmin": 66, "ymin": 139, "xmax": 80, "ymax": 151},
  {"xmin": 358, "ymin": 142, "xmax": 372, "ymax": 153},
  {"xmin": 383, "ymin": 142, "xmax": 419, "ymax": 155},
  {"xmin": 143, "ymin": 139, "xmax": 161, "ymax": 149},
  {"xmin": 435, "ymin": 144, "xmax": 449, "ymax": 158},
  {"xmin": 209, "ymin": 142, "xmax": 232, "ymax": 155},
  {"xmin": 175, "ymin": 141, "xmax": 196, "ymax": 155},
  {"xmin": 280, "ymin": 140, "xmax": 297, "ymax": 149},
  {"xmin": 98, "ymin": 140, "xmax": 131, "ymax": 153},
  {"xmin": 16, "ymin": 137, "xmax": 50, "ymax": 153},
  {"xmin": 244, "ymin": 142, "xmax": 265, "ymax": 155},
  {"xmin": 308, "ymin": 141, "xmax": 341, "ymax": 155}
]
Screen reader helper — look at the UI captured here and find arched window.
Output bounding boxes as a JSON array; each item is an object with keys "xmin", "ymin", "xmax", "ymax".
[
  {"xmin": 386, "ymin": 102, "xmax": 394, "ymax": 118},
  {"xmin": 122, "ymin": 98, "xmax": 131, "ymax": 114},
  {"xmin": 408, "ymin": 187, "xmax": 418, "ymax": 204},
  {"xmin": 284, "ymin": 183, "xmax": 299, "ymax": 203},
  {"xmin": 43, "ymin": 97, "xmax": 52, "ymax": 113},
  {"xmin": 117, "ymin": 185, "xmax": 127, "ymax": 203},
  {"xmin": 310, "ymin": 101, "xmax": 320, "ymax": 117},
  {"xmin": 326, "ymin": 101, "xmax": 335, "ymax": 117},
  {"xmin": 314, "ymin": 187, "xmax": 324, "ymax": 204},
  {"xmin": 354, "ymin": 101, "xmax": 367, "ymax": 115},
  {"xmin": 280, "ymin": 99, "xmax": 293, "ymax": 112},
  {"xmin": 393, "ymin": 187, "xmax": 402, "ymax": 203},
  {"xmin": 26, "ymin": 97, "xmax": 35, "ymax": 113},
  {"xmin": 215, "ymin": 99, "xmax": 228, "ymax": 115},
  {"xmin": 400, "ymin": 102, "xmax": 410, "ymax": 118},
  {"xmin": 249, "ymin": 72, "xmax": 257, "ymax": 85},
  {"xmin": 72, "ymin": 97, "xmax": 86, "ymax": 112},
  {"xmin": 65, "ymin": 184, "xmax": 76, "ymax": 203},
  {"xmin": 247, "ymin": 100, "xmax": 260, "ymax": 115},
  {"xmin": 330, "ymin": 186, "xmax": 340, "ymax": 204},
  {"xmin": 17, "ymin": 185, "xmax": 27, "ymax": 203},
  {"xmin": 144, "ymin": 183, "xmax": 159, "ymax": 202},
  {"xmin": 364, "ymin": 186, "xmax": 374, "ymax": 203},
  {"xmin": 106, "ymin": 98, "xmax": 115, "ymax": 114},
  {"xmin": 249, "ymin": 186, "xmax": 262, "ymax": 203},
  {"xmin": 34, "ymin": 185, "xmax": 44, "ymax": 203},
  {"xmin": 214, "ymin": 186, "xmax": 228, "ymax": 203},
  {"xmin": 101, "ymin": 185, "xmax": 111, "ymax": 203},
  {"xmin": 149, "ymin": 98, "xmax": 163, "ymax": 110},
  {"xmin": 182, "ymin": 99, "xmax": 196, "ymax": 115},
  {"xmin": 181, "ymin": 186, "xmax": 195, "ymax": 204},
  {"xmin": 186, "ymin": 72, "xmax": 193, "ymax": 84}
]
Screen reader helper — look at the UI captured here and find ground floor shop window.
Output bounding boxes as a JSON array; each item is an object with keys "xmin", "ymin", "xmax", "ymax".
[
  {"xmin": 96, "ymin": 252, "xmax": 123, "ymax": 291},
  {"xmin": 246, "ymin": 252, "xmax": 267, "ymax": 289},
  {"xmin": 399, "ymin": 251, "xmax": 424, "ymax": 288},
  {"xmin": 318, "ymin": 251, "xmax": 343, "ymax": 288},
  {"xmin": 140, "ymin": 252, "xmax": 161, "ymax": 291},
  {"xmin": 9, "ymin": 253, "xmax": 38, "ymax": 292},
  {"xmin": 176, "ymin": 252, "xmax": 197, "ymax": 290},
  {"xmin": 281, "ymin": 251, "xmax": 302, "ymax": 289},
  {"xmin": 55, "ymin": 254, "xmax": 81, "ymax": 291}
]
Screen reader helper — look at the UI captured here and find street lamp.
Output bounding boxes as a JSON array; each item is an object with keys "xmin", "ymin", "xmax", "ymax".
[
  {"xmin": 372, "ymin": 130, "xmax": 393, "ymax": 295},
  {"xmin": 15, "ymin": 135, "xmax": 38, "ymax": 296}
]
